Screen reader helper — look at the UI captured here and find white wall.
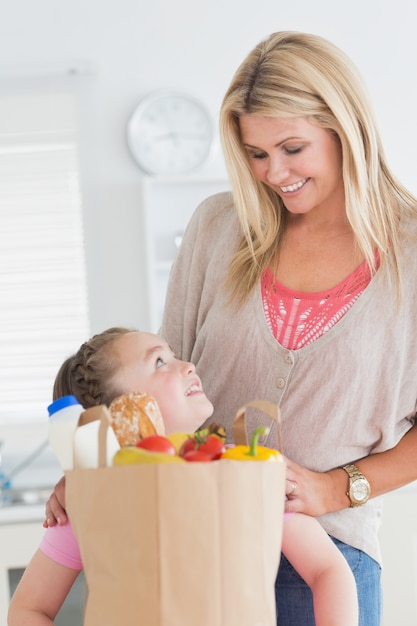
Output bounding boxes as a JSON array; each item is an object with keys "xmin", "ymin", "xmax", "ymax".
[{"xmin": 1, "ymin": 0, "xmax": 416, "ymax": 332}]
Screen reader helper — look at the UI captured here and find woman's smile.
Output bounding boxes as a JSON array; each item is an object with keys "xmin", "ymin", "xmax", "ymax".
[{"xmin": 279, "ymin": 177, "xmax": 309, "ymax": 194}]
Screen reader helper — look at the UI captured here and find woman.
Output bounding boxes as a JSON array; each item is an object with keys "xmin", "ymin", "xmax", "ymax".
[{"xmin": 159, "ymin": 31, "xmax": 417, "ymax": 625}]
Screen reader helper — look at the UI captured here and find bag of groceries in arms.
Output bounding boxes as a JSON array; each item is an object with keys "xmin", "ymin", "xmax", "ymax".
[{"xmin": 64, "ymin": 395, "xmax": 286, "ymax": 626}]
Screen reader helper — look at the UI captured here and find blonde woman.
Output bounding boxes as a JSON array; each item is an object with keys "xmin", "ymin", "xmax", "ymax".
[{"xmin": 159, "ymin": 32, "xmax": 417, "ymax": 625}]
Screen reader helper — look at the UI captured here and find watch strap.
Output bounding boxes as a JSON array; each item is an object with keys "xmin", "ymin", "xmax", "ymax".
[
  {"xmin": 342, "ymin": 463, "xmax": 363, "ymax": 481},
  {"xmin": 342, "ymin": 463, "xmax": 370, "ymax": 507}
]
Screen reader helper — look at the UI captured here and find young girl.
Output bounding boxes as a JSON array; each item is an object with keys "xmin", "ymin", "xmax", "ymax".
[{"xmin": 8, "ymin": 327, "xmax": 358, "ymax": 626}]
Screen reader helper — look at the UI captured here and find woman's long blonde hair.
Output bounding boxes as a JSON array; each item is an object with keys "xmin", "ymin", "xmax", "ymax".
[{"xmin": 220, "ymin": 31, "xmax": 417, "ymax": 305}]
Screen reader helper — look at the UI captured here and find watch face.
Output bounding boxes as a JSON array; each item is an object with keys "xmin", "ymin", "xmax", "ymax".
[
  {"xmin": 127, "ymin": 91, "xmax": 213, "ymax": 176},
  {"xmin": 351, "ymin": 477, "xmax": 370, "ymax": 503}
]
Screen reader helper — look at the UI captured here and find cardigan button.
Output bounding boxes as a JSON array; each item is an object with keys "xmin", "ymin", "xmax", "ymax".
[
  {"xmin": 284, "ymin": 352, "xmax": 294, "ymax": 364},
  {"xmin": 276, "ymin": 377, "xmax": 286, "ymax": 389}
]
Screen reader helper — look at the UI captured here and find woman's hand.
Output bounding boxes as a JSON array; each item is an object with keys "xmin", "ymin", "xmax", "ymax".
[
  {"xmin": 284, "ymin": 422, "xmax": 417, "ymax": 515},
  {"xmin": 43, "ymin": 476, "xmax": 67, "ymax": 527},
  {"xmin": 284, "ymin": 456, "xmax": 349, "ymax": 516}
]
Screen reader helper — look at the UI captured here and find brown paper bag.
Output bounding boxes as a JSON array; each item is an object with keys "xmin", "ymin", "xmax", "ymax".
[{"xmin": 65, "ymin": 401, "xmax": 285, "ymax": 626}]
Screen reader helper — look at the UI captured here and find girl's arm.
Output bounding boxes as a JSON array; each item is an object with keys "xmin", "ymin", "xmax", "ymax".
[
  {"xmin": 285, "ymin": 422, "xmax": 417, "ymax": 515},
  {"xmin": 8, "ymin": 549, "xmax": 79, "ymax": 626},
  {"xmin": 282, "ymin": 513, "xmax": 358, "ymax": 626}
]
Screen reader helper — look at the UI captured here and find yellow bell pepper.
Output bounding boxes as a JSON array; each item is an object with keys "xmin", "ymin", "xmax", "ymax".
[
  {"xmin": 113, "ymin": 446, "xmax": 185, "ymax": 465},
  {"xmin": 221, "ymin": 426, "xmax": 280, "ymax": 462}
]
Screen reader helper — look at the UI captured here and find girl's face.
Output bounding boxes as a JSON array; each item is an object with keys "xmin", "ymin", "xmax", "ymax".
[
  {"xmin": 239, "ymin": 115, "xmax": 345, "ymax": 220},
  {"xmin": 110, "ymin": 332, "xmax": 214, "ymax": 434}
]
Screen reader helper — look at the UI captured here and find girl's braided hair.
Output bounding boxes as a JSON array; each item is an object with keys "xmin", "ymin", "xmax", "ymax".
[{"xmin": 52, "ymin": 327, "xmax": 134, "ymax": 408}]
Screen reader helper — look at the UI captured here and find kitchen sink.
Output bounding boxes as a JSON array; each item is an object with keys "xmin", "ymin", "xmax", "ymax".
[{"xmin": 0, "ymin": 486, "xmax": 51, "ymax": 508}]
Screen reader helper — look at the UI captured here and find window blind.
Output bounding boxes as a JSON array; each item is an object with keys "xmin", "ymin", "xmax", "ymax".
[{"xmin": 0, "ymin": 90, "xmax": 90, "ymax": 423}]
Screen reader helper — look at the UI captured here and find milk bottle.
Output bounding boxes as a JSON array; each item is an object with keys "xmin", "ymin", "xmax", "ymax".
[{"xmin": 48, "ymin": 396, "xmax": 120, "ymax": 469}]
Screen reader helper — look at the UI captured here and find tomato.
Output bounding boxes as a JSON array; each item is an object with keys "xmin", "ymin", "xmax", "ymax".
[
  {"xmin": 136, "ymin": 435, "xmax": 176, "ymax": 455},
  {"xmin": 179, "ymin": 437, "xmax": 198, "ymax": 457},
  {"xmin": 166, "ymin": 432, "xmax": 191, "ymax": 454},
  {"xmin": 179, "ymin": 434, "xmax": 225, "ymax": 460},
  {"xmin": 182, "ymin": 450, "xmax": 213, "ymax": 462},
  {"xmin": 198, "ymin": 435, "xmax": 226, "ymax": 460}
]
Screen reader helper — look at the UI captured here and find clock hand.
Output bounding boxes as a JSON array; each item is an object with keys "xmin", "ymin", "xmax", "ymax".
[
  {"xmin": 154, "ymin": 132, "xmax": 210, "ymax": 142},
  {"xmin": 154, "ymin": 132, "xmax": 177, "ymax": 141}
]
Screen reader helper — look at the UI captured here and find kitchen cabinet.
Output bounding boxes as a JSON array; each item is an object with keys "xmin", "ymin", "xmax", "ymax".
[
  {"xmin": 0, "ymin": 506, "xmax": 85, "ymax": 626},
  {"xmin": 140, "ymin": 174, "xmax": 230, "ymax": 331},
  {"xmin": 0, "ymin": 510, "xmax": 44, "ymax": 626}
]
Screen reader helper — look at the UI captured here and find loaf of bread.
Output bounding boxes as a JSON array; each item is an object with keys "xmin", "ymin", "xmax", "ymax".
[{"xmin": 109, "ymin": 392, "xmax": 165, "ymax": 447}]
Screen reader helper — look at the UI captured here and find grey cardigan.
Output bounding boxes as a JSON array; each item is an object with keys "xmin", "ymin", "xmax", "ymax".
[{"xmin": 160, "ymin": 191, "xmax": 417, "ymax": 565}]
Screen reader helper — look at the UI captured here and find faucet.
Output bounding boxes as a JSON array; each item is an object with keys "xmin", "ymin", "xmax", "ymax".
[{"xmin": 0, "ymin": 440, "xmax": 12, "ymax": 495}]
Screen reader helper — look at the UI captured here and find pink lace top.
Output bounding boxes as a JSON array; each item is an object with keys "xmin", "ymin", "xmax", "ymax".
[{"xmin": 261, "ymin": 261, "xmax": 373, "ymax": 350}]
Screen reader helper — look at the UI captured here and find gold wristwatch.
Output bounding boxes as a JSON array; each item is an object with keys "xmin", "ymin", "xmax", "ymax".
[{"xmin": 342, "ymin": 464, "xmax": 371, "ymax": 507}]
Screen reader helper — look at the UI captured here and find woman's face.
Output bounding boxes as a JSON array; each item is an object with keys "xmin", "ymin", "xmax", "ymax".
[
  {"xmin": 239, "ymin": 115, "xmax": 345, "ymax": 220},
  {"xmin": 110, "ymin": 332, "xmax": 214, "ymax": 434}
]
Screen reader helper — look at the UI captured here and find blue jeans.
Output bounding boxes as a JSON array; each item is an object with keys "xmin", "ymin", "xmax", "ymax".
[{"xmin": 275, "ymin": 536, "xmax": 382, "ymax": 625}]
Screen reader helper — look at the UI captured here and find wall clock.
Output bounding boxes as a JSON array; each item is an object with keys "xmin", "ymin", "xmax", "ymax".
[{"xmin": 126, "ymin": 91, "xmax": 214, "ymax": 176}]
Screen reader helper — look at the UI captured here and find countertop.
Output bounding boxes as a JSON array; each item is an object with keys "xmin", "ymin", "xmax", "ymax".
[{"xmin": 0, "ymin": 503, "xmax": 45, "ymax": 525}]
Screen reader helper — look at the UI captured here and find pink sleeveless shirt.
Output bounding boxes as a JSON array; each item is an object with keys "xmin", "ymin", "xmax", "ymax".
[{"xmin": 261, "ymin": 261, "xmax": 373, "ymax": 350}]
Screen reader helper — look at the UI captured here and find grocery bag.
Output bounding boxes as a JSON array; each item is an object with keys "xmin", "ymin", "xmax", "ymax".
[{"xmin": 65, "ymin": 400, "xmax": 286, "ymax": 626}]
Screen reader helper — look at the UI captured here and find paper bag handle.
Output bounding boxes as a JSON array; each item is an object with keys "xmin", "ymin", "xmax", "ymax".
[
  {"xmin": 73, "ymin": 405, "xmax": 113, "ymax": 468},
  {"xmin": 232, "ymin": 399, "xmax": 283, "ymax": 452}
]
